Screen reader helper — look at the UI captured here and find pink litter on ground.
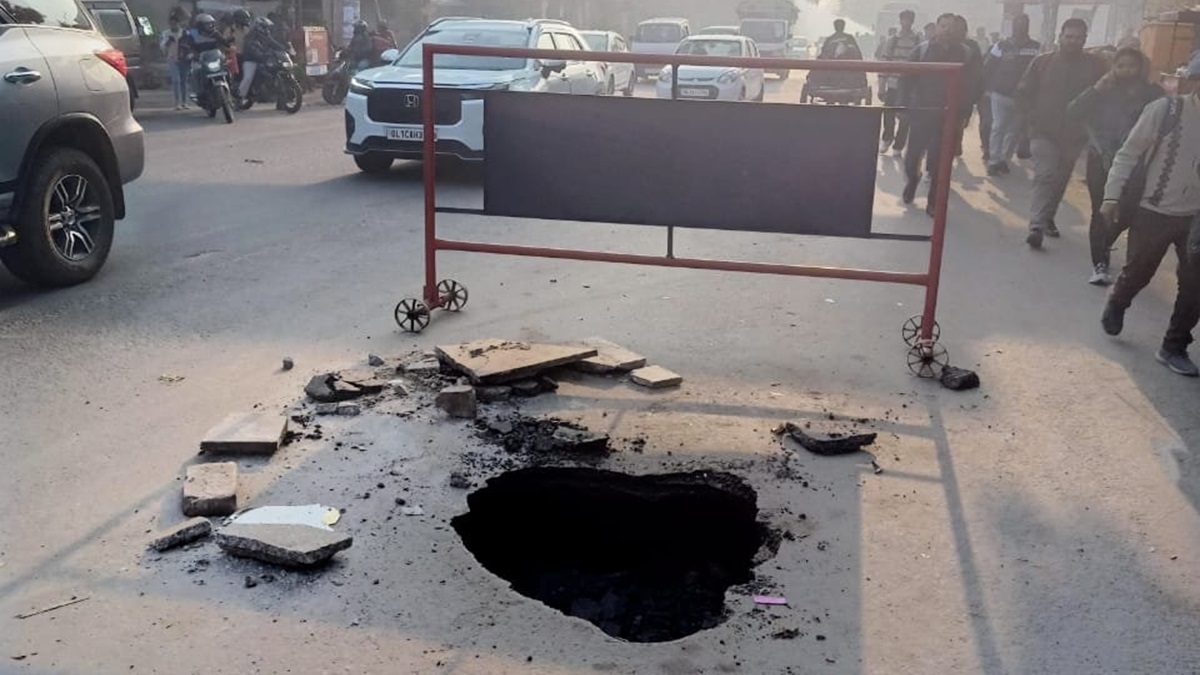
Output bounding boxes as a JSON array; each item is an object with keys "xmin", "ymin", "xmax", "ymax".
[{"xmin": 753, "ymin": 595, "xmax": 788, "ymax": 606}]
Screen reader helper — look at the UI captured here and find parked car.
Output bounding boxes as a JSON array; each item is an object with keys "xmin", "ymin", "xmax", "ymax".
[
  {"xmin": 655, "ymin": 35, "xmax": 765, "ymax": 102},
  {"xmin": 0, "ymin": 0, "xmax": 144, "ymax": 286},
  {"xmin": 344, "ymin": 17, "xmax": 604, "ymax": 172},
  {"xmin": 80, "ymin": 0, "xmax": 143, "ymax": 104},
  {"xmin": 579, "ymin": 29, "xmax": 634, "ymax": 96},
  {"xmin": 630, "ymin": 17, "xmax": 689, "ymax": 80},
  {"xmin": 698, "ymin": 25, "xmax": 740, "ymax": 35}
]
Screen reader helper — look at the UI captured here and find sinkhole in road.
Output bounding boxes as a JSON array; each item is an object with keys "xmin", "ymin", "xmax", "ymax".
[{"xmin": 451, "ymin": 467, "xmax": 772, "ymax": 643}]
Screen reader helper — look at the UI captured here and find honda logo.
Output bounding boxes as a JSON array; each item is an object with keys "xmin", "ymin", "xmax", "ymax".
[{"xmin": 403, "ymin": 93, "xmax": 421, "ymax": 108}]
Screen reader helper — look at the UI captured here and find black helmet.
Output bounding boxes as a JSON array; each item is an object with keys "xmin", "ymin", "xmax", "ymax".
[
  {"xmin": 232, "ymin": 8, "xmax": 251, "ymax": 27},
  {"xmin": 195, "ymin": 13, "xmax": 216, "ymax": 31},
  {"xmin": 252, "ymin": 15, "xmax": 273, "ymax": 32},
  {"xmin": 353, "ymin": 20, "xmax": 368, "ymax": 34}
]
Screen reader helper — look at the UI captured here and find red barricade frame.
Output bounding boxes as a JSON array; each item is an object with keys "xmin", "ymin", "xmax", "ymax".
[{"xmin": 399, "ymin": 43, "xmax": 964, "ymax": 376}]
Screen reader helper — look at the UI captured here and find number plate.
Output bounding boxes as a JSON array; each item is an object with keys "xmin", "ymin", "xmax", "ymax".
[
  {"xmin": 679, "ymin": 87, "xmax": 708, "ymax": 98},
  {"xmin": 387, "ymin": 127, "xmax": 424, "ymax": 141}
]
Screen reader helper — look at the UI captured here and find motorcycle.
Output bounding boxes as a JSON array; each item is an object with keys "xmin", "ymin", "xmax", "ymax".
[
  {"xmin": 322, "ymin": 48, "xmax": 350, "ymax": 105},
  {"xmin": 237, "ymin": 49, "xmax": 303, "ymax": 114},
  {"xmin": 192, "ymin": 48, "xmax": 235, "ymax": 123}
]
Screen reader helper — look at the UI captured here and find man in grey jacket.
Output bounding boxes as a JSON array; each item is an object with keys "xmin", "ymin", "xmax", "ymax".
[{"xmin": 1100, "ymin": 53, "xmax": 1200, "ymax": 377}]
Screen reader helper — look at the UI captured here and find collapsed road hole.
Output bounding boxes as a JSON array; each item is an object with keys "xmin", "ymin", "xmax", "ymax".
[{"xmin": 452, "ymin": 467, "xmax": 773, "ymax": 643}]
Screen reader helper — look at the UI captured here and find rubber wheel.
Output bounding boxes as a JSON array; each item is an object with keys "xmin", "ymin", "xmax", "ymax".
[
  {"xmin": 606, "ymin": 77, "xmax": 615, "ymax": 96},
  {"xmin": 755, "ymin": 85, "xmax": 765, "ymax": 102},
  {"xmin": 623, "ymin": 73, "xmax": 635, "ymax": 97},
  {"xmin": 220, "ymin": 86, "xmax": 234, "ymax": 124},
  {"xmin": 322, "ymin": 79, "xmax": 347, "ymax": 105},
  {"xmin": 354, "ymin": 153, "xmax": 393, "ymax": 174},
  {"xmin": 206, "ymin": 100, "xmax": 217, "ymax": 118},
  {"xmin": 281, "ymin": 78, "xmax": 303, "ymax": 114},
  {"xmin": 0, "ymin": 148, "xmax": 115, "ymax": 287}
]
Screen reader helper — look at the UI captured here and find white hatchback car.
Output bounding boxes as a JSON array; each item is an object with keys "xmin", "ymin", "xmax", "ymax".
[
  {"xmin": 655, "ymin": 36, "xmax": 765, "ymax": 102},
  {"xmin": 344, "ymin": 17, "xmax": 604, "ymax": 171}
]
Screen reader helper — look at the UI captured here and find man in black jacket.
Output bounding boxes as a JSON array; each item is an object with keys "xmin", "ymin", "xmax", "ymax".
[
  {"xmin": 900, "ymin": 13, "xmax": 980, "ymax": 216},
  {"xmin": 984, "ymin": 14, "xmax": 1041, "ymax": 175}
]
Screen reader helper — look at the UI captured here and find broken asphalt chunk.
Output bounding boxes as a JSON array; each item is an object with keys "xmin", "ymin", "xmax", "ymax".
[
  {"xmin": 476, "ymin": 385, "xmax": 512, "ymax": 403},
  {"xmin": 436, "ymin": 385, "xmax": 478, "ymax": 419},
  {"xmin": 940, "ymin": 366, "xmax": 980, "ymax": 391},
  {"xmin": 149, "ymin": 517, "xmax": 212, "ymax": 552},
  {"xmin": 435, "ymin": 339, "xmax": 596, "ymax": 385},
  {"xmin": 784, "ymin": 422, "xmax": 876, "ymax": 456},
  {"xmin": 215, "ymin": 523, "xmax": 352, "ymax": 568}
]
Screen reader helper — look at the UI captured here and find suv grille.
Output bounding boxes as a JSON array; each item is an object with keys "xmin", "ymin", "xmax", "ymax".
[{"xmin": 367, "ymin": 89, "xmax": 463, "ymax": 125}]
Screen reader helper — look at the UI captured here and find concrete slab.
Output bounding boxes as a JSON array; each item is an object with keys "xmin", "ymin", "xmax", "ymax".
[
  {"xmin": 435, "ymin": 339, "xmax": 597, "ymax": 384},
  {"xmin": 148, "ymin": 517, "xmax": 212, "ymax": 551},
  {"xmin": 572, "ymin": 338, "xmax": 647, "ymax": 374},
  {"xmin": 200, "ymin": 413, "xmax": 287, "ymax": 455},
  {"xmin": 630, "ymin": 365, "xmax": 683, "ymax": 389},
  {"xmin": 215, "ymin": 523, "xmax": 352, "ymax": 567},
  {"xmin": 182, "ymin": 462, "xmax": 238, "ymax": 517}
]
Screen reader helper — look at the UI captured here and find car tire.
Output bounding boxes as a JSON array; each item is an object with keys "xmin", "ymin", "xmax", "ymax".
[
  {"xmin": 354, "ymin": 153, "xmax": 393, "ymax": 174},
  {"xmin": 755, "ymin": 84, "xmax": 765, "ymax": 102},
  {"xmin": 0, "ymin": 147, "xmax": 115, "ymax": 287},
  {"xmin": 606, "ymin": 77, "xmax": 615, "ymax": 96}
]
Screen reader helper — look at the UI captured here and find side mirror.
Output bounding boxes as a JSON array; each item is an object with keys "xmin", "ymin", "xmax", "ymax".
[
  {"xmin": 540, "ymin": 58, "xmax": 567, "ymax": 77},
  {"xmin": 380, "ymin": 48, "xmax": 400, "ymax": 63}
]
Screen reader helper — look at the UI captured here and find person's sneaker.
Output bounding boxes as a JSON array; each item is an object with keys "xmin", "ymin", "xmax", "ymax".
[
  {"xmin": 902, "ymin": 179, "xmax": 917, "ymax": 204},
  {"xmin": 997, "ymin": 161, "xmax": 1011, "ymax": 175},
  {"xmin": 1156, "ymin": 348, "xmax": 1200, "ymax": 377},
  {"xmin": 1026, "ymin": 229, "xmax": 1044, "ymax": 249},
  {"xmin": 1088, "ymin": 263, "xmax": 1112, "ymax": 286},
  {"xmin": 1045, "ymin": 221, "xmax": 1061, "ymax": 238},
  {"xmin": 986, "ymin": 163, "xmax": 1003, "ymax": 177},
  {"xmin": 879, "ymin": 139, "xmax": 892, "ymax": 154},
  {"xmin": 1101, "ymin": 302, "xmax": 1125, "ymax": 336}
]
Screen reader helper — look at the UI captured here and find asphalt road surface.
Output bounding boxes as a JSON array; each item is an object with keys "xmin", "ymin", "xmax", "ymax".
[{"xmin": 3, "ymin": 82, "xmax": 1199, "ymax": 673}]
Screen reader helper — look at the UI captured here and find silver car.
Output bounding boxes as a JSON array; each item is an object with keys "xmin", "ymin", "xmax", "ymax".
[{"xmin": 0, "ymin": 0, "xmax": 144, "ymax": 286}]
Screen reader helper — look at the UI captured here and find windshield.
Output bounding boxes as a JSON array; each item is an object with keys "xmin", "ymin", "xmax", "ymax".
[
  {"xmin": 676, "ymin": 39, "xmax": 743, "ymax": 58},
  {"xmin": 636, "ymin": 23, "xmax": 683, "ymax": 43},
  {"xmin": 582, "ymin": 33, "xmax": 607, "ymax": 51},
  {"xmin": 397, "ymin": 27, "xmax": 530, "ymax": 70},
  {"xmin": 739, "ymin": 20, "xmax": 785, "ymax": 43}
]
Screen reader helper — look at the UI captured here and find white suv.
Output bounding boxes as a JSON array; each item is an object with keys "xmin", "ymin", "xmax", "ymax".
[{"xmin": 344, "ymin": 17, "xmax": 604, "ymax": 172}]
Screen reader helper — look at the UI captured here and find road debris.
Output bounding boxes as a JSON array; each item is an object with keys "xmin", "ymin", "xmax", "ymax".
[
  {"xmin": 400, "ymin": 506, "xmax": 425, "ymax": 516},
  {"xmin": 630, "ymin": 365, "xmax": 683, "ymax": 389},
  {"xmin": 305, "ymin": 372, "xmax": 383, "ymax": 403},
  {"xmin": 183, "ymin": 462, "xmax": 238, "ymax": 517},
  {"xmin": 367, "ymin": 354, "xmax": 385, "ymax": 367},
  {"xmin": 228, "ymin": 504, "xmax": 340, "ymax": 530},
  {"xmin": 780, "ymin": 422, "xmax": 876, "ymax": 456},
  {"xmin": 200, "ymin": 412, "xmax": 287, "ymax": 455},
  {"xmin": 149, "ymin": 517, "xmax": 213, "ymax": 552},
  {"xmin": 14, "ymin": 596, "xmax": 89, "ymax": 620},
  {"xmin": 404, "ymin": 358, "xmax": 442, "ymax": 375},
  {"xmin": 475, "ymin": 415, "xmax": 612, "ymax": 456},
  {"xmin": 388, "ymin": 379, "xmax": 409, "ymax": 396},
  {"xmin": 571, "ymin": 337, "xmax": 647, "ymax": 374},
  {"xmin": 282, "ymin": 357, "xmax": 295, "ymax": 371},
  {"xmin": 215, "ymin": 523, "xmax": 352, "ymax": 567},
  {"xmin": 436, "ymin": 385, "xmax": 478, "ymax": 419},
  {"xmin": 436, "ymin": 339, "xmax": 596, "ymax": 384},
  {"xmin": 476, "ymin": 385, "xmax": 512, "ymax": 403},
  {"xmin": 753, "ymin": 596, "xmax": 788, "ymax": 606},
  {"xmin": 157, "ymin": 374, "xmax": 185, "ymax": 384},
  {"xmin": 449, "ymin": 472, "xmax": 473, "ymax": 489},
  {"xmin": 510, "ymin": 380, "xmax": 544, "ymax": 398},
  {"xmin": 771, "ymin": 628, "xmax": 801, "ymax": 639},
  {"xmin": 940, "ymin": 366, "xmax": 981, "ymax": 391}
]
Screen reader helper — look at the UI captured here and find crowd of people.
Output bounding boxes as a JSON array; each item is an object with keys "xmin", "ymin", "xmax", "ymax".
[{"xmin": 874, "ymin": 11, "xmax": 1200, "ymax": 377}]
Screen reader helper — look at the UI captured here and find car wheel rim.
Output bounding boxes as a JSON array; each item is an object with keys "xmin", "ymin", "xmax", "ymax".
[{"xmin": 47, "ymin": 174, "xmax": 101, "ymax": 262}]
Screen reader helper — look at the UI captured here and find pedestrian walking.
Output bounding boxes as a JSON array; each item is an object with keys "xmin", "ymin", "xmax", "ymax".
[
  {"xmin": 1017, "ymin": 18, "xmax": 1108, "ymax": 249},
  {"xmin": 877, "ymin": 9, "xmax": 921, "ymax": 156},
  {"xmin": 161, "ymin": 15, "xmax": 188, "ymax": 109},
  {"xmin": 1067, "ymin": 47, "xmax": 1164, "ymax": 285},
  {"xmin": 954, "ymin": 16, "xmax": 988, "ymax": 159},
  {"xmin": 984, "ymin": 14, "xmax": 1041, "ymax": 175},
  {"xmin": 1100, "ymin": 54, "xmax": 1200, "ymax": 377},
  {"xmin": 900, "ymin": 13, "xmax": 979, "ymax": 216}
]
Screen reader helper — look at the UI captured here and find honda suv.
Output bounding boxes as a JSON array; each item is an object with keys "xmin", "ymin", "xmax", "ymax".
[
  {"xmin": 344, "ymin": 17, "xmax": 604, "ymax": 172},
  {"xmin": 0, "ymin": 0, "xmax": 144, "ymax": 286}
]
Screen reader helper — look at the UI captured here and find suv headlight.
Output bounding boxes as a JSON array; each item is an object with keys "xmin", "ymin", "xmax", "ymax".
[
  {"xmin": 349, "ymin": 77, "xmax": 374, "ymax": 96},
  {"xmin": 718, "ymin": 70, "xmax": 740, "ymax": 84}
]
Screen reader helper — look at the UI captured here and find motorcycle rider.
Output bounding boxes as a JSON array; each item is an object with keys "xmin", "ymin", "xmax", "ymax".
[
  {"xmin": 238, "ymin": 16, "xmax": 290, "ymax": 103},
  {"xmin": 181, "ymin": 14, "xmax": 230, "ymax": 93},
  {"xmin": 348, "ymin": 20, "xmax": 375, "ymax": 72}
]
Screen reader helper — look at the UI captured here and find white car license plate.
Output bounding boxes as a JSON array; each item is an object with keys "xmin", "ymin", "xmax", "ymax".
[
  {"xmin": 387, "ymin": 128, "xmax": 424, "ymax": 141},
  {"xmin": 680, "ymin": 87, "xmax": 707, "ymax": 98}
]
